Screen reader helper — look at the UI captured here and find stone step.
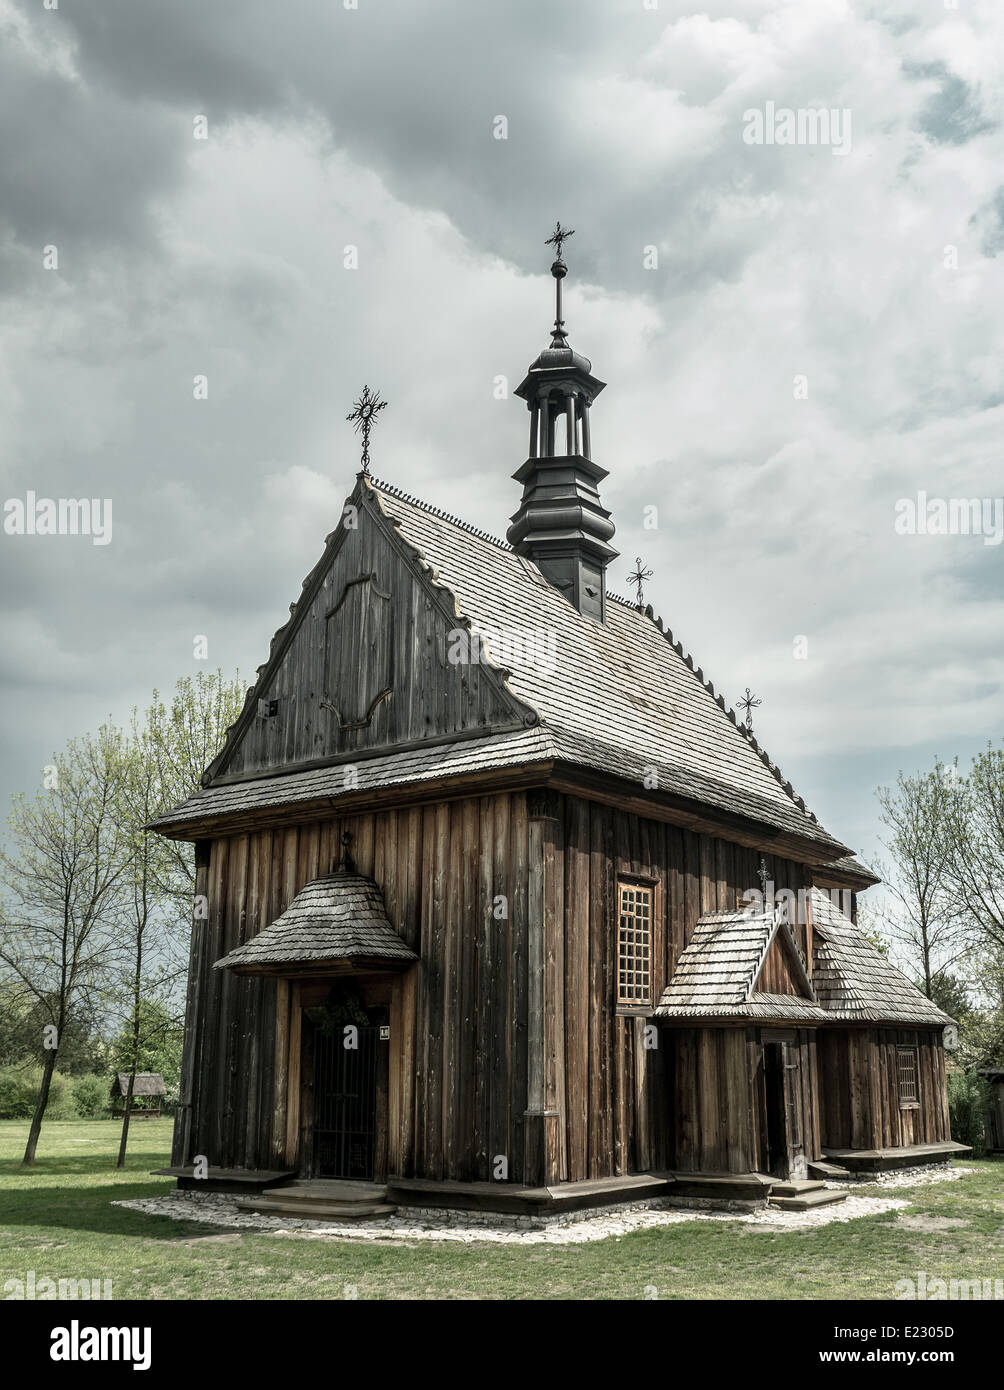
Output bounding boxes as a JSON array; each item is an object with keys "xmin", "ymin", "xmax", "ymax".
[
  {"xmin": 768, "ymin": 1189, "xmax": 848, "ymax": 1212},
  {"xmin": 236, "ymin": 1197, "xmax": 397, "ymax": 1220},
  {"xmin": 770, "ymin": 1180, "xmax": 826, "ymax": 1197},
  {"xmin": 808, "ymin": 1160, "xmax": 851, "ymax": 1180}
]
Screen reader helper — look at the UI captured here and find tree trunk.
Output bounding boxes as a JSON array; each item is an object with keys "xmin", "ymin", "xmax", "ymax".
[
  {"xmin": 22, "ymin": 1049, "xmax": 58, "ymax": 1165},
  {"xmin": 116, "ymin": 1069, "xmax": 136, "ymax": 1168},
  {"xmin": 117, "ymin": 975, "xmax": 143, "ymax": 1169}
]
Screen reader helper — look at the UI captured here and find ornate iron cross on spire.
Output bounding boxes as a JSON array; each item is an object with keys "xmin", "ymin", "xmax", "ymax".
[
  {"xmin": 346, "ymin": 384, "xmax": 388, "ymax": 476},
  {"xmin": 545, "ymin": 220, "xmax": 575, "ymax": 347},
  {"xmin": 545, "ymin": 220, "xmax": 575, "ymax": 262},
  {"xmin": 737, "ymin": 686, "xmax": 762, "ymax": 731},
  {"xmin": 629, "ymin": 556, "xmax": 653, "ymax": 609}
]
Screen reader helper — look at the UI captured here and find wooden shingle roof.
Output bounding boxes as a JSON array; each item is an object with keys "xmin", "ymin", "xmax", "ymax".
[
  {"xmin": 214, "ymin": 871, "xmax": 417, "ymax": 974},
  {"xmin": 152, "ymin": 477, "xmax": 851, "ymax": 859},
  {"xmin": 655, "ymin": 909, "xmax": 827, "ymax": 1022},
  {"xmin": 656, "ymin": 890, "xmax": 953, "ymax": 1027},
  {"xmin": 808, "ymin": 888, "xmax": 952, "ymax": 1026}
]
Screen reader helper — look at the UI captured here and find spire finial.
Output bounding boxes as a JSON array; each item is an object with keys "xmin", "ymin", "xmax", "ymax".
[
  {"xmin": 629, "ymin": 556, "xmax": 653, "ymax": 609},
  {"xmin": 346, "ymin": 384, "xmax": 388, "ymax": 476},
  {"xmin": 544, "ymin": 221, "xmax": 575, "ymax": 346}
]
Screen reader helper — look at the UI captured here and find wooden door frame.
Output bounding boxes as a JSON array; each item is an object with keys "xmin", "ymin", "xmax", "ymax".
[
  {"xmin": 759, "ymin": 1029, "xmax": 806, "ymax": 1179},
  {"xmin": 271, "ymin": 970, "xmax": 415, "ymax": 1179}
]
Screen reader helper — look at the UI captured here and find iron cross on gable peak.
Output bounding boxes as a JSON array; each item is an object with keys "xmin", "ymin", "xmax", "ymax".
[{"xmin": 347, "ymin": 384, "xmax": 388, "ymax": 476}]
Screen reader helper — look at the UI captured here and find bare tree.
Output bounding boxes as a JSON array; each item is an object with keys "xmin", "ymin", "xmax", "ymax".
[
  {"xmin": 945, "ymin": 743, "xmax": 1004, "ymax": 955},
  {"xmin": 875, "ymin": 765, "xmax": 967, "ymax": 996},
  {"xmin": 0, "ymin": 728, "xmax": 130, "ymax": 1164},
  {"xmin": 112, "ymin": 672, "xmax": 243, "ymax": 1167}
]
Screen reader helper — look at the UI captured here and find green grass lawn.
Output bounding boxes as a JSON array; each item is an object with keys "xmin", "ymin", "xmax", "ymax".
[{"xmin": 1, "ymin": 1119, "xmax": 1002, "ymax": 1300}]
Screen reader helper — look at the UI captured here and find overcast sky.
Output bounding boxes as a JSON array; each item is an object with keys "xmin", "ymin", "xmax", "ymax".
[{"xmin": 1, "ymin": 0, "xmax": 1002, "ymax": 878}]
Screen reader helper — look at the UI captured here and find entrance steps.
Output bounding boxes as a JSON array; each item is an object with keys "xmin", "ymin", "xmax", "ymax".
[
  {"xmin": 236, "ymin": 1179, "xmax": 397, "ymax": 1221},
  {"xmin": 767, "ymin": 1178, "xmax": 847, "ymax": 1211},
  {"xmin": 808, "ymin": 1160, "xmax": 851, "ymax": 1181}
]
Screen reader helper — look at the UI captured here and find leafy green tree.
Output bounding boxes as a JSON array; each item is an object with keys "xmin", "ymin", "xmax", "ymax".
[
  {"xmin": 110, "ymin": 1000, "xmax": 183, "ymax": 1087},
  {"xmin": 925, "ymin": 970, "xmax": 970, "ymax": 1020}
]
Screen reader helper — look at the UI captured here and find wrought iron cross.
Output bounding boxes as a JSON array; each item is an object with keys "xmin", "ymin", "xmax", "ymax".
[
  {"xmin": 545, "ymin": 220, "xmax": 575, "ymax": 262},
  {"xmin": 346, "ymin": 384, "xmax": 388, "ymax": 475},
  {"xmin": 629, "ymin": 556, "xmax": 653, "ymax": 609},
  {"xmin": 737, "ymin": 686, "xmax": 762, "ymax": 731}
]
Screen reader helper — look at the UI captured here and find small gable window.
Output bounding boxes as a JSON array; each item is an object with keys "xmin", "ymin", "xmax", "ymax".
[
  {"xmin": 897, "ymin": 1046, "xmax": 919, "ymax": 1108},
  {"xmin": 617, "ymin": 879, "xmax": 653, "ymax": 1008}
]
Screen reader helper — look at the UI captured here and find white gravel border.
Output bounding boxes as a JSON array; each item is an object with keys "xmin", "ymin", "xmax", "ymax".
[{"xmin": 114, "ymin": 1186, "xmax": 914, "ymax": 1246}]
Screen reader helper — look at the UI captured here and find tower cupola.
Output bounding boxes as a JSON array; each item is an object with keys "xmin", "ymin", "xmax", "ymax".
[{"xmin": 506, "ymin": 223, "xmax": 617, "ymax": 622}]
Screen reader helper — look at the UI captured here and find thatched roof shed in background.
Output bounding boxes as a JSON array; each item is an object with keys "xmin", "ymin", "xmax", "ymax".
[{"xmin": 112, "ymin": 1073, "xmax": 167, "ymax": 1098}]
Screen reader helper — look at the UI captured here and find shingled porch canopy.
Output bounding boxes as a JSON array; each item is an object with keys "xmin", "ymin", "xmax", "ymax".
[
  {"xmin": 655, "ymin": 907, "xmax": 827, "ymax": 1024},
  {"xmin": 214, "ymin": 871, "xmax": 417, "ymax": 977}
]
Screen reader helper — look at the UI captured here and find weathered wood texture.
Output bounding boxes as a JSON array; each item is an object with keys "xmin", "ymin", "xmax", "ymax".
[
  {"xmin": 817, "ymin": 1027, "xmax": 949, "ymax": 1150},
  {"xmin": 172, "ymin": 794, "xmax": 531, "ymax": 1181},
  {"xmin": 671, "ymin": 1026, "xmax": 819, "ymax": 1174},
  {"xmin": 179, "ymin": 787, "xmax": 929, "ymax": 1185},
  {"xmin": 217, "ymin": 505, "xmax": 524, "ymax": 780},
  {"xmin": 552, "ymin": 797, "xmax": 811, "ymax": 1178}
]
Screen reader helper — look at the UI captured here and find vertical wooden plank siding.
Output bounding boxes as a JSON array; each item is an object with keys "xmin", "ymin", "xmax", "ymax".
[{"xmin": 177, "ymin": 791, "xmax": 949, "ymax": 1183}]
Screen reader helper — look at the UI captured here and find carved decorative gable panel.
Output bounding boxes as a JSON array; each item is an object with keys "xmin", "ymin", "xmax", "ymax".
[{"xmin": 322, "ymin": 574, "xmax": 394, "ymax": 730}]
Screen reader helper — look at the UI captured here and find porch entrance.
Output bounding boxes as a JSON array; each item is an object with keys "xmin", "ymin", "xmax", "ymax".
[
  {"xmin": 312, "ymin": 1021, "xmax": 380, "ymax": 1180},
  {"xmin": 761, "ymin": 1034, "xmax": 806, "ymax": 1179}
]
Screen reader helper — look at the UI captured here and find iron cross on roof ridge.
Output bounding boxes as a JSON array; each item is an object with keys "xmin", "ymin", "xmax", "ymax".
[{"xmin": 629, "ymin": 556, "xmax": 653, "ymax": 609}]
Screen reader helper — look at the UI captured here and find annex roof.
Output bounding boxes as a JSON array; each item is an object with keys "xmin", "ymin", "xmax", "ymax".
[{"xmin": 808, "ymin": 888, "xmax": 953, "ymax": 1026}]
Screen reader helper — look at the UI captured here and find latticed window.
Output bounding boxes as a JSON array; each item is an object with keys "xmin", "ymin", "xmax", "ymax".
[
  {"xmin": 617, "ymin": 880, "xmax": 653, "ymax": 1007},
  {"xmin": 897, "ymin": 1046, "xmax": 919, "ymax": 1106}
]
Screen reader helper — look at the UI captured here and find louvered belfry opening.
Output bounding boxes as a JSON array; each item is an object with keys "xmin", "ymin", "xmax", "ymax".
[{"xmin": 507, "ymin": 235, "xmax": 617, "ymax": 622}]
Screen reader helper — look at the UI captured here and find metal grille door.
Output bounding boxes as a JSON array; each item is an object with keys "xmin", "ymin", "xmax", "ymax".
[{"xmin": 313, "ymin": 1025, "xmax": 377, "ymax": 1180}]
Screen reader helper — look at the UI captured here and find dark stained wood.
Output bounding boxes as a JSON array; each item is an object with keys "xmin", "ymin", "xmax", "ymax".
[{"xmin": 175, "ymin": 788, "xmax": 950, "ymax": 1185}]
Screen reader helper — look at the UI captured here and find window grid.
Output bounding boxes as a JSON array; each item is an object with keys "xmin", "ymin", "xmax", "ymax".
[
  {"xmin": 618, "ymin": 881, "xmax": 653, "ymax": 1007},
  {"xmin": 897, "ymin": 1047, "xmax": 918, "ymax": 1105}
]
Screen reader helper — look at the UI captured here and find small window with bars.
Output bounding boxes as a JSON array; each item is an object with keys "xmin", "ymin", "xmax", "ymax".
[
  {"xmin": 617, "ymin": 880, "xmax": 653, "ymax": 1008},
  {"xmin": 897, "ymin": 1046, "xmax": 919, "ymax": 1107}
]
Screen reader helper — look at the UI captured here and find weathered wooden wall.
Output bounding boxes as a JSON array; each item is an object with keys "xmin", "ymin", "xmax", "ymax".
[
  {"xmin": 173, "ymin": 787, "xmax": 817, "ymax": 1183},
  {"xmin": 172, "ymin": 794, "xmax": 531, "ymax": 1181},
  {"xmin": 544, "ymin": 794, "xmax": 812, "ymax": 1181},
  {"xmin": 670, "ymin": 1027, "xmax": 820, "ymax": 1174},
  {"xmin": 816, "ymin": 1028, "xmax": 950, "ymax": 1150}
]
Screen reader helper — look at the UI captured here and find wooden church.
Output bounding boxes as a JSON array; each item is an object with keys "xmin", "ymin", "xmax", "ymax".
[{"xmin": 153, "ymin": 230, "xmax": 962, "ymax": 1213}]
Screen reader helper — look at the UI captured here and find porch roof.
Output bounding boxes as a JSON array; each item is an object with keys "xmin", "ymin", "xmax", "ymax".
[
  {"xmin": 214, "ymin": 871, "xmax": 417, "ymax": 974},
  {"xmin": 655, "ymin": 909, "xmax": 826, "ymax": 1023}
]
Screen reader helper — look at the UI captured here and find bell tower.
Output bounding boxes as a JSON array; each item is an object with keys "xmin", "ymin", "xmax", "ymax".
[{"xmin": 506, "ymin": 223, "xmax": 618, "ymax": 623}]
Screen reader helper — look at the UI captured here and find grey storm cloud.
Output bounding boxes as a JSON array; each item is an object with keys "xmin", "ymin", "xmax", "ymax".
[{"xmin": 0, "ymin": 0, "xmax": 1003, "ymax": 879}]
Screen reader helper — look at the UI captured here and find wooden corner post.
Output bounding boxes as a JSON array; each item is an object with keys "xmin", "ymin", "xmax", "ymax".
[{"xmin": 524, "ymin": 790, "xmax": 567, "ymax": 1187}]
